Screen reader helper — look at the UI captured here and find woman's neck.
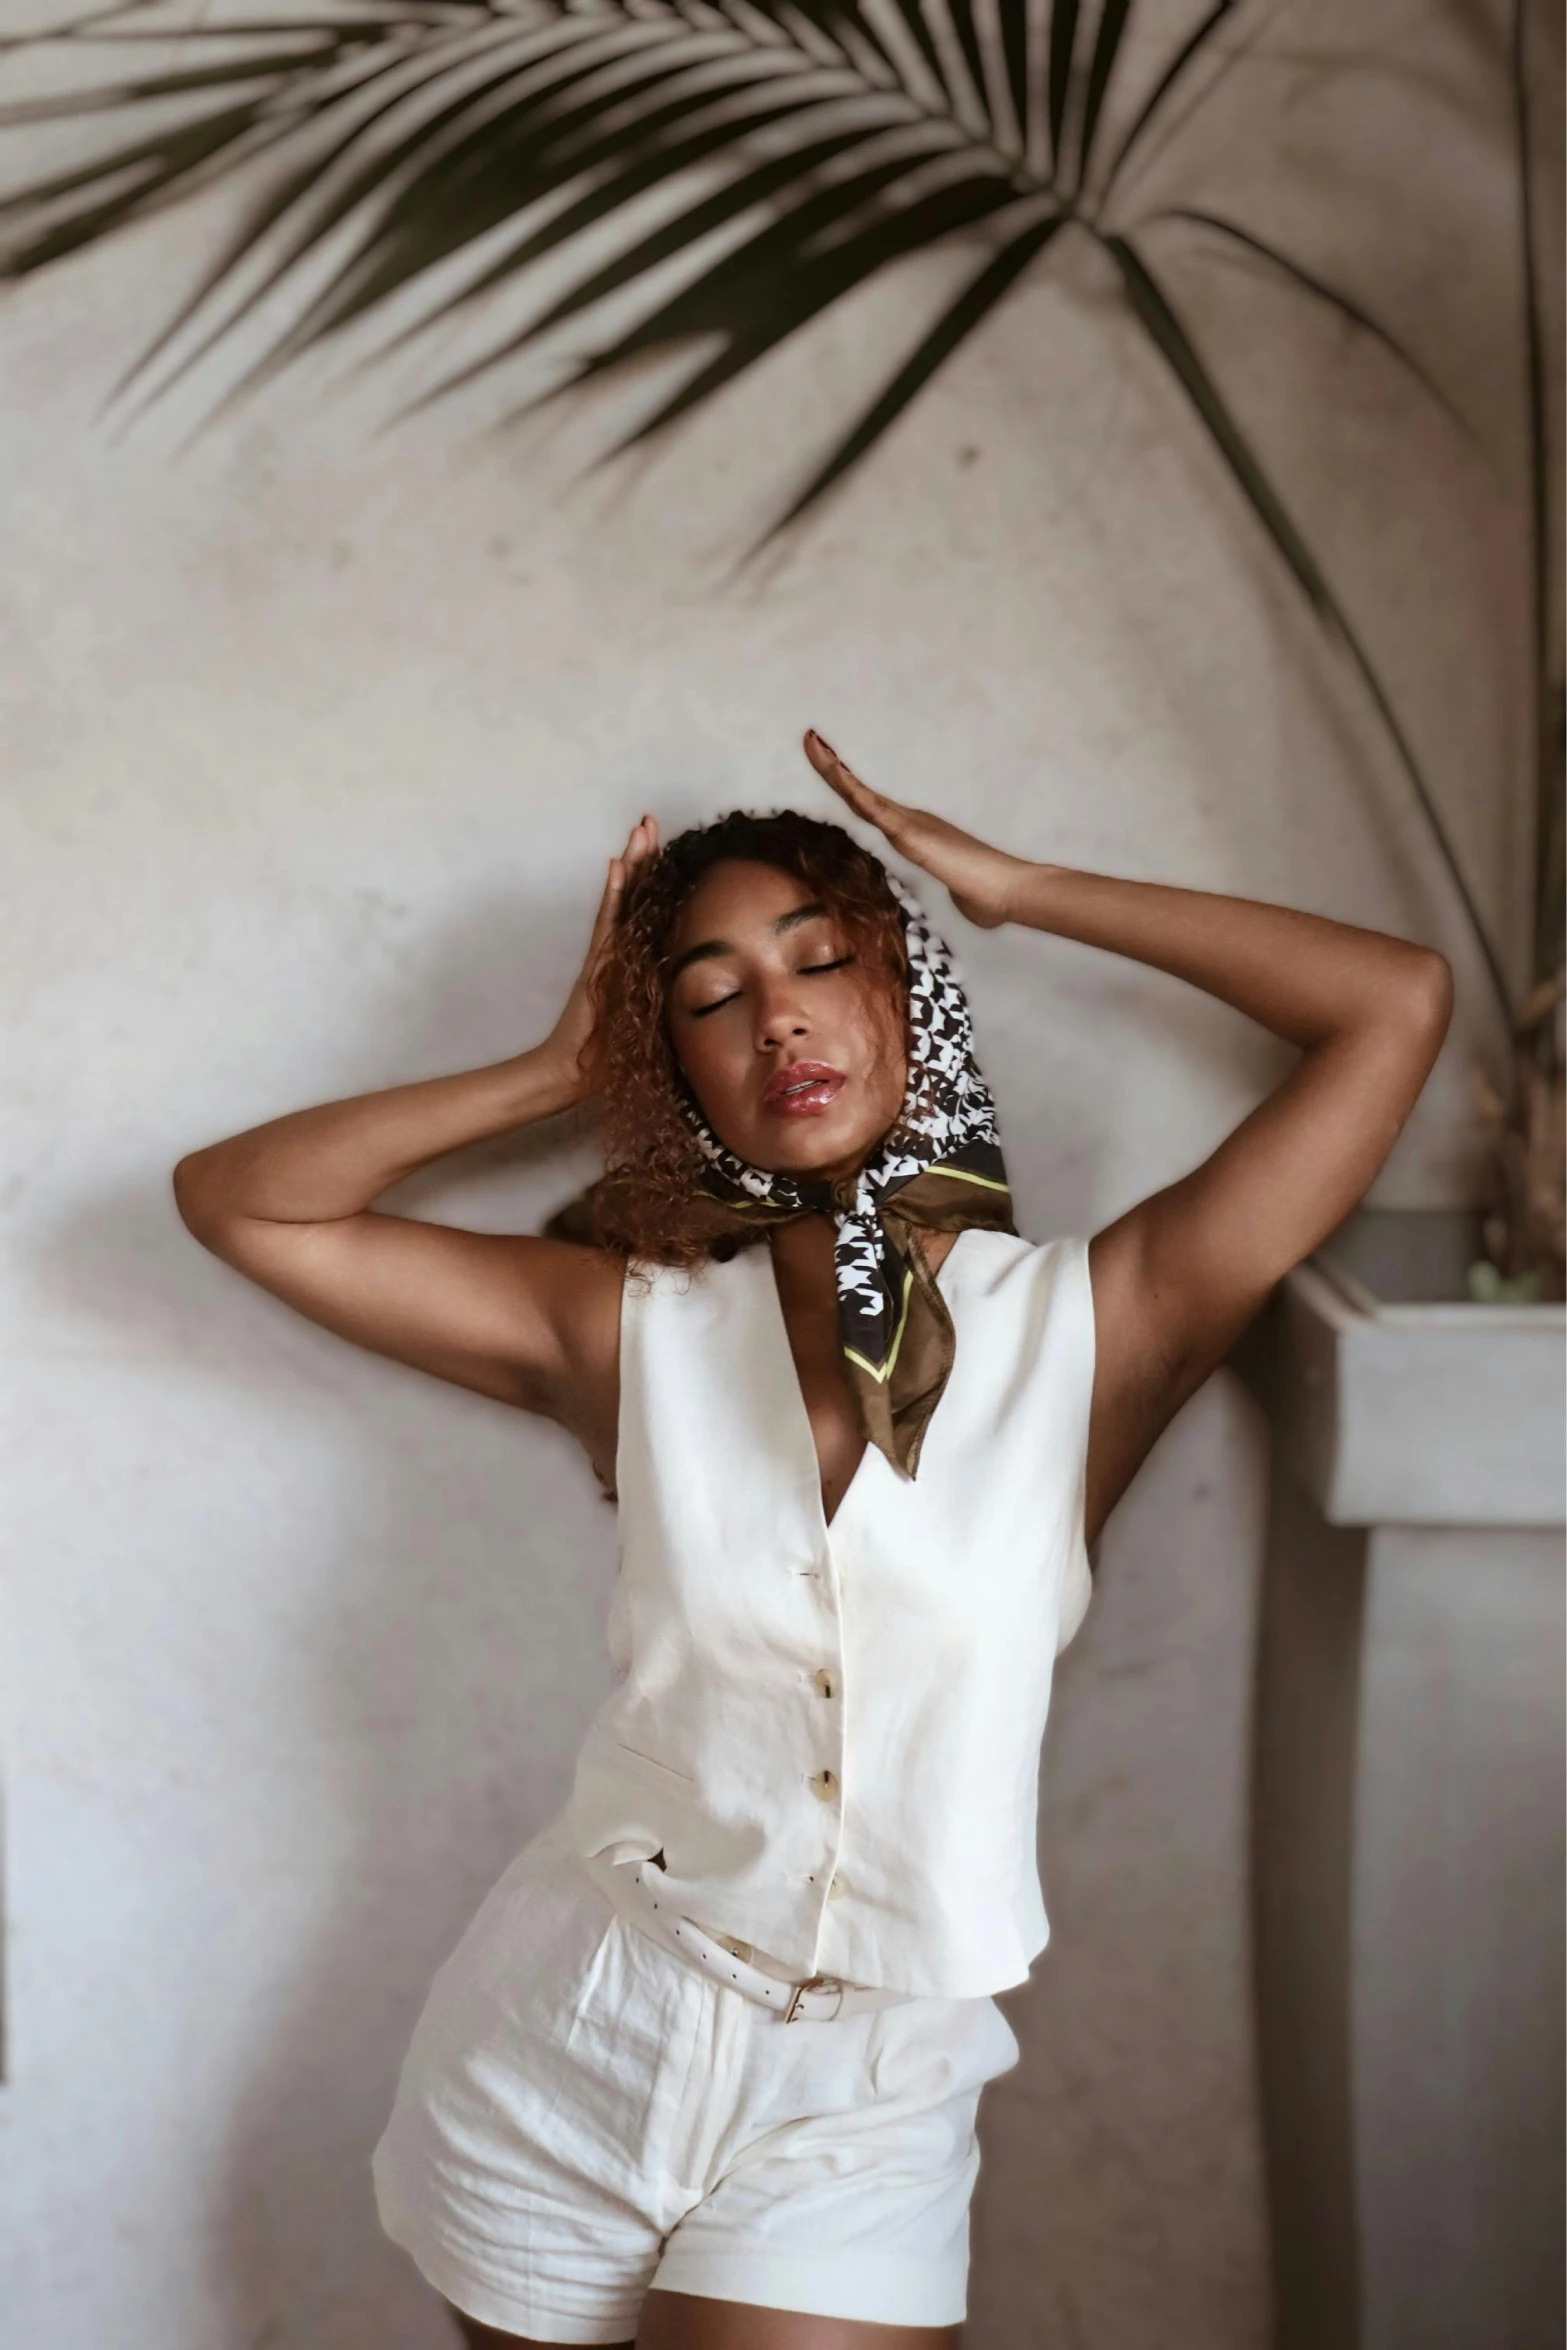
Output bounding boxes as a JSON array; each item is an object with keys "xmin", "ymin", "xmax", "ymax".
[{"xmin": 767, "ymin": 1213, "xmax": 839, "ymax": 1306}]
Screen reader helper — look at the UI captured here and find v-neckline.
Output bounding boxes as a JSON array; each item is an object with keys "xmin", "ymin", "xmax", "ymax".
[{"xmin": 760, "ymin": 1229, "xmax": 968, "ymax": 1532}]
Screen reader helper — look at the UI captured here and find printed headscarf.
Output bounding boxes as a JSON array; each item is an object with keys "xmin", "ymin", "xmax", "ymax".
[{"xmin": 684, "ymin": 879, "xmax": 1014, "ymax": 1478}]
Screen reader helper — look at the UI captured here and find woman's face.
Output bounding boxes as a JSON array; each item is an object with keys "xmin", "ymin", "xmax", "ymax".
[{"xmin": 665, "ymin": 859, "xmax": 907, "ymax": 1178}]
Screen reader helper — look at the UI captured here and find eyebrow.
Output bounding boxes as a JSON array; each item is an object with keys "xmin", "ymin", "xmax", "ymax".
[{"xmin": 667, "ymin": 899, "xmax": 831, "ymax": 983}]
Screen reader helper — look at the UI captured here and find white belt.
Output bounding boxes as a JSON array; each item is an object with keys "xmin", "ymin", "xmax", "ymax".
[{"xmin": 615, "ymin": 1858, "xmax": 911, "ymax": 2022}]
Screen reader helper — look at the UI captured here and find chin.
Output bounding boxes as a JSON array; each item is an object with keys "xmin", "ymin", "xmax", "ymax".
[{"xmin": 749, "ymin": 1116, "xmax": 888, "ymax": 1180}]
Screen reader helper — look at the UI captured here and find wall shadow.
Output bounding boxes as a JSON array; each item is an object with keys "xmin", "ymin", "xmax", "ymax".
[{"xmin": 33, "ymin": 893, "xmax": 624, "ymax": 2350}]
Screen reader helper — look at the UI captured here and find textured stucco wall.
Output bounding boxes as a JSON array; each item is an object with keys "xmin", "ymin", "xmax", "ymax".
[{"xmin": 0, "ymin": 4, "xmax": 1533, "ymax": 2343}]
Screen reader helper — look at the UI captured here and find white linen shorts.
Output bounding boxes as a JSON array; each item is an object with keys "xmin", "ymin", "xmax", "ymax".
[{"xmin": 372, "ymin": 1821, "xmax": 1022, "ymax": 2342}]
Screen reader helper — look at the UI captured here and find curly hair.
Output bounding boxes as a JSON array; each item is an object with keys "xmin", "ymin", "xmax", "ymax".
[{"xmin": 586, "ymin": 809, "xmax": 910, "ymax": 1267}]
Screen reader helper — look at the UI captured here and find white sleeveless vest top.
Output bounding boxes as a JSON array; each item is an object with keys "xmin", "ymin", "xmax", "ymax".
[{"xmin": 554, "ymin": 1226, "xmax": 1096, "ymax": 1999}]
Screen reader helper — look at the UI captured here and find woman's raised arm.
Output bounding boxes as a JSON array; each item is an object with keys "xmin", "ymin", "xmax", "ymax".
[
  {"xmin": 801, "ymin": 732, "xmax": 1452, "ymax": 1536},
  {"xmin": 172, "ymin": 821, "xmax": 659, "ymax": 1432}
]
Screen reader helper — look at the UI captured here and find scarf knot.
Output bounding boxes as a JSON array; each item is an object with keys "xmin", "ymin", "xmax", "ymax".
[{"xmin": 688, "ymin": 878, "xmax": 1014, "ymax": 1477}]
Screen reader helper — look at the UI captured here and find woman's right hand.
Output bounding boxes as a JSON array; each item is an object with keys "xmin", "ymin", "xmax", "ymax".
[
  {"xmin": 542, "ymin": 814, "xmax": 661, "ymax": 1100},
  {"xmin": 172, "ymin": 814, "xmax": 665, "ymax": 1433}
]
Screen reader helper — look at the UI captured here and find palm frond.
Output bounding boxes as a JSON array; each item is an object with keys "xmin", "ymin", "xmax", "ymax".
[
  {"xmin": 1072, "ymin": 0, "xmax": 1131, "ymax": 191},
  {"xmin": 1098, "ymin": 0, "xmax": 1295, "ymax": 207},
  {"xmin": 1095, "ymin": 0, "xmax": 1234, "ymax": 203},
  {"xmin": 1147, "ymin": 209, "xmax": 1476, "ymax": 443},
  {"xmin": 774, "ymin": 205, "xmax": 1064, "ymax": 525},
  {"xmin": 1103, "ymin": 231, "xmax": 1511, "ymax": 1023},
  {"xmin": 0, "ymin": 1, "xmax": 1514, "ymax": 1020},
  {"xmin": 1511, "ymin": 0, "xmax": 1561, "ymax": 1005},
  {"xmin": 1045, "ymin": 0, "xmax": 1078, "ymax": 177},
  {"xmin": 993, "ymin": 0, "xmax": 1032, "ymax": 165},
  {"xmin": 579, "ymin": 167, "xmax": 1028, "ymax": 447},
  {"xmin": 2, "ymin": 2, "xmax": 1053, "ymax": 451}
]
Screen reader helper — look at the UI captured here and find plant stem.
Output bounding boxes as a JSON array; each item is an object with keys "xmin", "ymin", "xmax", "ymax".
[{"xmin": 1512, "ymin": 0, "xmax": 1559, "ymax": 1009}]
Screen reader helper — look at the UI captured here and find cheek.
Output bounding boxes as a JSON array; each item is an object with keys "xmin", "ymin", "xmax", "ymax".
[{"xmin": 671, "ymin": 1022, "xmax": 746, "ymax": 1130}]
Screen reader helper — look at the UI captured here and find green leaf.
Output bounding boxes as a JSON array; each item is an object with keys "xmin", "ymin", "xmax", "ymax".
[{"xmin": 1466, "ymin": 1260, "xmax": 1543, "ymax": 1305}]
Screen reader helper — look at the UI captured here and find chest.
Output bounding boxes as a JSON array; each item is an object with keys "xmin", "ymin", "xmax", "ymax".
[
  {"xmin": 769, "ymin": 1226, "xmax": 958, "ymax": 1528},
  {"xmin": 771, "ymin": 1283, "xmax": 864, "ymax": 1527},
  {"xmin": 627, "ymin": 1231, "xmax": 1077, "ymax": 1567},
  {"xmin": 608, "ymin": 1230, "xmax": 1096, "ymax": 1695}
]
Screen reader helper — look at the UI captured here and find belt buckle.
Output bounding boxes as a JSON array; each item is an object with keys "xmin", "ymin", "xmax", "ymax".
[{"xmin": 783, "ymin": 1975, "xmax": 845, "ymax": 2023}]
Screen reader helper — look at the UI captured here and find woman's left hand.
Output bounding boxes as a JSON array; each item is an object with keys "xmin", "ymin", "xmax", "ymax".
[{"xmin": 802, "ymin": 730, "xmax": 1034, "ymax": 929}]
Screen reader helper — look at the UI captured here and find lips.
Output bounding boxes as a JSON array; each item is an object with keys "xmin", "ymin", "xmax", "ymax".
[{"xmin": 761, "ymin": 1060, "xmax": 847, "ymax": 1116}]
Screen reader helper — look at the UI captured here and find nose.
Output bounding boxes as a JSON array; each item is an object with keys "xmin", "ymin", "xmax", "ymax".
[{"xmin": 753, "ymin": 972, "xmax": 811, "ymax": 1054}]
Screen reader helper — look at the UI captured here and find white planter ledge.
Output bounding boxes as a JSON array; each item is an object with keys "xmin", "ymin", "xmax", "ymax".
[{"xmin": 1237, "ymin": 1213, "xmax": 1565, "ymax": 2350}]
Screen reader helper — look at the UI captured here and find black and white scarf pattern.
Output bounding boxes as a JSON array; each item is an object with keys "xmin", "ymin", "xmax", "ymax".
[{"xmin": 687, "ymin": 879, "xmax": 1015, "ymax": 1477}]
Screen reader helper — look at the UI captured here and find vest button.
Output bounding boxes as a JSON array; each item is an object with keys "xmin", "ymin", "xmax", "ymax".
[
  {"xmin": 811, "ymin": 1667, "xmax": 836, "ymax": 1699},
  {"xmin": 808, "ymin": 1768, "xmax": 840, "ymax": 1801}
]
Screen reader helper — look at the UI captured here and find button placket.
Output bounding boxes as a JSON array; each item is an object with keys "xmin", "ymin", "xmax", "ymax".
[
  {"xmin": 809, "ymin": 1529, "xmax": 851, "ymax": 1950},
  {"xmin": 788, "ymin": 1523, "xmax": 848, "ymax": 1956}
]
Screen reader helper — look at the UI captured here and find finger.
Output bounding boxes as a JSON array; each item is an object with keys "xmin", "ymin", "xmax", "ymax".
[
  {"xmin": 623, "ymin": 812, "xmax": 659, "ymax": 866},
  {"xmin": 803, "ymin": 729, "xmax": 910, "ymax": 839},
  {"xmin": 803, "ymin": 728, "xmax": 872, "ymax": 808},
  {"xmin": 803, "ymin": 728, "xmax": 894, "ymax": 814},
  {"xmin": 584, "ymin": 854, "xmax": 626, "ymax": 952}
]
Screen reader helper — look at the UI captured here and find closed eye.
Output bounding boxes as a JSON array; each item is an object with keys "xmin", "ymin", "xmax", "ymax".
[{"xmin": 687, "ymin": 953, "xmax": 854, "ymax": 1018}]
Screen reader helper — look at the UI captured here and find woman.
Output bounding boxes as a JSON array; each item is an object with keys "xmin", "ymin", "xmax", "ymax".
[{"xmin": 173, "ymin": 733, "xmax": 1451, "ymax": 2350}]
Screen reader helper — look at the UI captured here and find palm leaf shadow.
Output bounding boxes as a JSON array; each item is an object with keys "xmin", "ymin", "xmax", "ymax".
[{"xmin": 0, "ymin": 0, "xmax": 1508, "ymax": 1009}]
